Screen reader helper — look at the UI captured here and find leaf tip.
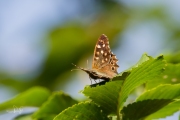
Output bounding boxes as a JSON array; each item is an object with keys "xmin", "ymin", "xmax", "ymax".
[{"xmin": 157, "ymin": 54, "xmax": 164, "ymax": 60}]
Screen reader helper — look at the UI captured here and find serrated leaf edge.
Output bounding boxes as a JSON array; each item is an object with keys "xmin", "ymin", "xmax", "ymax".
[
  {"xmin": 118, "ymin": 55, "xmax": 165, "ymax": 112},
  {"xmin": 53, "ymin": 101, "xmax": 105, "ymax": 120},
  {"xmin": 136, "ymin": 84, "xmax": 180, "ymax": 101}
]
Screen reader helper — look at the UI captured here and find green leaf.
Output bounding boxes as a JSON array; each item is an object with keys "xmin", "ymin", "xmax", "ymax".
[
  {"xmin": 118, "ymin": 55, "xmax": 165, "ymax": 110},
  {"xmin": 145, "ymin": 100, "xmax": 180, "ymax": 120},
  {"xmin": 133, "ymin": 84, "xmax": 180, "ymax": 120},
  {"xmin": 53, "ymin": 101, "xmax": 109, "ymax": 120},
  {"xmin": 14, "ymin": 113, "xmax": 33, "ymax": 120},
  {"xmin": 146, "ymin": 63, "xmax": 180, "ymax": 90},
  {"xmin": 112, "ymin": 53, "xmax": 150, "ymax": 81},
  {"xmin": 0, "ymin": 87, "xmax": 50, "ymax": 111},
  {"xmin": 82, "ymin": 81, "xmax": 123, "ymax": 114},
  {"xmin": 137, "ymin": 84, "xmax": 180, "ymax": 101},
  {"xmin": 112, "ymin": 71, "xmax": 130, "ymax": 81},
  {"xmin": 82, "ymin": 54, "xmax": 165, "ymax": 118},
  {"xmin": 32, "ymin": 91, "xmax": 78, "ymax": 120},
  {"xmin": 121, "ymin": 99, "xmax": 173, "ymax": 120},
  {"xmin": 125, "ymin": 53, "xmax": 151, "ymax": 71},
  {"xmin": 165, "ymin": 52, "xmax": 180, "ymax": 64}
]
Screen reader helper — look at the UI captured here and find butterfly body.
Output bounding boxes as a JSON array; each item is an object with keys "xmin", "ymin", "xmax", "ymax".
[
  {"xmin": 78, "ymin": 68, "xmax": 111, "ymax": 81},
  {"xmin": 74, "ymin": 34, "xmax": 119, "ymax": 81}
]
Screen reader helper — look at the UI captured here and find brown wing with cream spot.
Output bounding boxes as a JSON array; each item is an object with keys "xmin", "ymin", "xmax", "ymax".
[
  {"xmin": 92, "ymin": 34, "xmax": 112, "ymax": 69},
  {"xmin": 92, "ymin": 34, "xmax": 119, "ymax": 78}
]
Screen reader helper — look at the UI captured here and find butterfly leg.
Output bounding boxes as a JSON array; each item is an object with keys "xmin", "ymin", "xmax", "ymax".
[
  {"xmin": 94, "ymin": 80, "xmax": 97, "ymax": 83},
  {"xmin": 89, "ymin": 76, "xmax": 93, "ymax": 85},
  {"xmin": 89, "ymin": 76, "xmax": 97, "ymax": 85}
]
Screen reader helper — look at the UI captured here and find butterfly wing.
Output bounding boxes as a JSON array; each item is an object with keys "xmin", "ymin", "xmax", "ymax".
[
  {"xmin": 92, "ymin": 34, "xmax": 111, "ymax": 68},
  {"xmin": 92, "ymin": 34, "xmax": 119, "ymax": 78}
]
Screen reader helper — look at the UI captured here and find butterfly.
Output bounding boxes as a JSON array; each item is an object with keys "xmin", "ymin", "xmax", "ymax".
[{"xmin": 73, "ymin": 34, "xmax": 119, "ymax": 82}]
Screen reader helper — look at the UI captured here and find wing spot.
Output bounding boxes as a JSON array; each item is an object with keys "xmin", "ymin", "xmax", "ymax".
[
  {"xmin": 102, "ymin": 44, "xmax": 105, "ymax": 47},
  {"xmin": 101, "ymin": 50, "xmax": 104, "ymax": 54},
  {"xmin": 99, "ymin": 40, "xmax": 104, "ymax": 44},
  {"xmin": 96, "ymin": 52, "xmax": 99, "ymax": 55},
  {"xmin": 102, "ymin": 60, "xmax": 105, "ymax": 63},
  {"xmin": 111, "ymin": 67, "xmax": 115, "ymax": 71},
  {"xmin": 104, "ymin": 52, "xmax": 107, "ymax": 56},
  {"xmin": 95, "ymin": 57, "xmax": 99, "ymax": 60},
  {"xmin": 97, "ymin": 45, "xmax": 101, "ymax": 48},
  {"xmin": 105, "ymin": 58, "xmax": 108, "ymax": 61}
]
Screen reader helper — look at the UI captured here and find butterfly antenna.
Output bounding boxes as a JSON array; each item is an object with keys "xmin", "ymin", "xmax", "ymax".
[
  {"xmin": 71, "ymin": 63, "xmax": 83, "ymax": 71},
  {"xmin": 72, "ymin": 63, "xmax": 79, "ymax": 68},
  {"xmin": 71, "ymin": 68, "xmax": 81, "ymax": 71}
]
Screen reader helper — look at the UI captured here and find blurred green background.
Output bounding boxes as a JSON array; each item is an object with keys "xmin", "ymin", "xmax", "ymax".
[{"xmin": 0, "ymin": 0, "xmax": 180, "ymax": 119}]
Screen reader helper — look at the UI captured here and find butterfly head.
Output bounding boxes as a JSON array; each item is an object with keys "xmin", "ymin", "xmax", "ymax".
[{"xmin": 71, "ymin": 63, "xmax": 110, "ymax": 80}]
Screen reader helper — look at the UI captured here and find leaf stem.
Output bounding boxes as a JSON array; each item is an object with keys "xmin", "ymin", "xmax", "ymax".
[{"xmin": 117, "ymin": 111, "xmax": 121, "ymax": 120}]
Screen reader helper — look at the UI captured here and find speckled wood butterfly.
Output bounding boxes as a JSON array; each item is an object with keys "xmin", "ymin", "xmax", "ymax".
[{"xmin": 73, "ymin": 34, "xmax": 119, "ymax": 81}]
